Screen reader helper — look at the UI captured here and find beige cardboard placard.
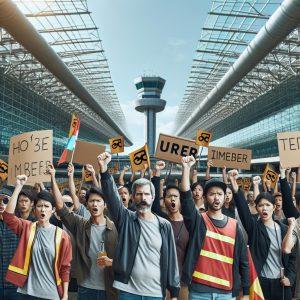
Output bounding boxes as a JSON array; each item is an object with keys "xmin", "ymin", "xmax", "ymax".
[
  {"xmin": 84, "ymin": 169, "xmax": 93, "ymax": 182},
  {"xmin": 277, "ymin": 131, "xmax": 300, "ymax": 168},
  {"xmin": 262, "ymin": 163, "xmax": 278, "ymax": 189},
  {"xmin": 0, "ymin": 159, "xmax": 8, "ymax": 181},
  {"xmin": 8, "ymin": 130, "xmax": 53, "ymax": 185},
  {"xmin": 66, "ymin": 140, "xmax": 105, "ymax": 171},
  {"xmin": 109, "ymin": 136, "xmax": 124, "ymax": 154},
  {"xmin": 155, "ymin": 133, "xmax": 198, "ymax": 164},
  {"xmin": 196, "ymin": 129, "xmax": 212, "ymax": 147},
  {"xmin": 129, "ymin": 144, "xmax": 150, "ymax": 173},
  {"xmin": 207, "ymin": 146, "xmax": 252, "ymax": 170}
]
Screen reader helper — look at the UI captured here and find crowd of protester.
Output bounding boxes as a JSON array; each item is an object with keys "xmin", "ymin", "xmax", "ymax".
[{"xmin": 1, "ymin": 153, "xmax": 300, "ymax": 300}]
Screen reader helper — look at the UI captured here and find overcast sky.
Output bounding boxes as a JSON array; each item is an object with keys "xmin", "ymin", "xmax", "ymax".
[{"xmin": 87, "ymin": 0, "xmax": 211, "ymax": 153}]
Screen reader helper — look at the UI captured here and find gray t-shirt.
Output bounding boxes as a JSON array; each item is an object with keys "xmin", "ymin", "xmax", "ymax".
[
  {"xmin": 18, "ymin": 224, "xmax": 60, "ymax": 300},
  {"xmin": 114, "ymin": 216, "xmax": 163, "ymax": 297},
  {"xmin": 80, "ymin": 224, "xmax": 106, "ymax": 290},
  {"xmin": 261, "ymin": 224, "xmax": 282, "ymax": 279}
]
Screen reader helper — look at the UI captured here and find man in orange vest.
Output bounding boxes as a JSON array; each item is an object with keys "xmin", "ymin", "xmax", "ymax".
[{"xmin": 180, "ymin": 156, "xmax": 250, "ymax": 300}]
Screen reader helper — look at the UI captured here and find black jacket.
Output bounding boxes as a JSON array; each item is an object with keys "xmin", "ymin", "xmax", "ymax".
[
  {"xmin": 180, "ymin": 190, "xmax": 250, "ymax": 297},
  {"xmin": 234, "ymin": 189, "xmax": 296, "ymax": 284},
  {"xmin": 101, "ymin": 171, "xmax": 180, "ymax": 298},
  {"xmin": 280, "ymin": 177, "xmax": 300, "ymax": 219}
]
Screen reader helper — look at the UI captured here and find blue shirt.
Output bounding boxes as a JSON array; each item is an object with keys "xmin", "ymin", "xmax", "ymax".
[{"xmin": 0, "ymin": 220, "xmax": 19, "ymax": 289}]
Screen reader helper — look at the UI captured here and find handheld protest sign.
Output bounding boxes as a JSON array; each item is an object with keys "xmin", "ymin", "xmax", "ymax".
[
  {"xmin": 129, "ymin": 144, "xmax": 150, "ymax": 173},
  {"xmin": 8, "ymin": 130, "xmax": 53, "ymax": 185},
  {"xmin": 155, "ymin": 133, "xmax": 198, "ymax": 164},
  {"xmin": 69, "ymin": 114, "xmax": 79, "ymax": 138},
  {"xmin": 0, "ymin": 159, "xmax": 8, "ymax": 181},
  {"xmin": 277, "ymin": 131, "xmax": 300, "ymax": 168},
  {"xmin": 66, "ymin": 140, "xmax": 105, "ymax": 171},
  {"xmin": 84, "ymin": 169, "xmax": 93, "ymax": 182},
  {"xmin": 196, "ymin": 129, "xmax": 212, "ymax": 147},
  {"xmin": 262, "ymin": 163, "xmax": 278, "ymax": 189},
  {"xmin": 109, "ymin": 136, "xmax": 124, "ymax": 154},
  {"xmin": 207, "ymin": 146, "xmax": 252, "ymax": 170}
]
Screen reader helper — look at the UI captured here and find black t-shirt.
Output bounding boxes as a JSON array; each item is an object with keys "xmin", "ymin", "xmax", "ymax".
[{"xmin": 169, "ymin": 219, "xmax": 189, "ymax": 278}]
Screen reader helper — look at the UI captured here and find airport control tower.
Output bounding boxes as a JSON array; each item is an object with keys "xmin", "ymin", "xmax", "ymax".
[{"xmin": 134, "ymin": 76, "xmax": 166, "ymax": 155}]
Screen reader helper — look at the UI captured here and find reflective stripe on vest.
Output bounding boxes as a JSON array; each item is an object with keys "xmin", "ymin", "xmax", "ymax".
[
  {"xmin": 8, "ymin": 222, "xmax": 37, "ymax": 275},
  {"xmin": 54, "ymin": 227, "xmax": 63, "ymax": 286},
  {"xmin": 192, "ymin": 213, "xmax": 237, "ymax": 290},
  {"xmin": 8, "ymin": 223, "xmax": 63, "ymax": 287}
]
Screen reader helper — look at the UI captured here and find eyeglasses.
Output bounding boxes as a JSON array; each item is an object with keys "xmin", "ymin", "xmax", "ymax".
[
  {"xmin": 0, "ymin": 197, "xmax": 9, "ymax": 205},
  {"xmin": 64, "ymin": 202, "xmax": 74, "ymax": 208}
]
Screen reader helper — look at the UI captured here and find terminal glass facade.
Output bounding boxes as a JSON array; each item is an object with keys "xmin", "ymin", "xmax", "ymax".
[
  {"xmin": 0, "ymin": 71, "xmax": 102, "ymax": 160},
  {"xmin": 211, "ymin": 76, "xmax": 300, "ymax": 158}
]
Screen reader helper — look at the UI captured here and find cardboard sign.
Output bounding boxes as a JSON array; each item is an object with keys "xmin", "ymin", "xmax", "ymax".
[
  {"xmin": 109, "ymin": 136, "xmax": 124, "ymax": 154},
  {"xmin": 207, "ymin": 146, "xmax": 252, "ymax": 170},
  {"xmin": 8, "ymin": 130, "xmax": 53, "ymax": 185},
  {"xmin": 0, "ymin": 159, "xmax": 8, "ymax": 181},
  {"xmin": 84, "ymin": 169, "xmax": 93, "ymax": 182},
  {"xmin": 196, "ymin": 129, "xmax": 212, "ymax": 147},
  {"xmin": 66, "ymin": 140, "xmax": 105, "ymax": 171},
  {"xmin": 277, "ymin": 131, "xmax": 300, "ymax": 168},
  {"xmin": 129, "ymin": 144, "xmax": 150, "ymax": 173},
  {"xmin": 262, "ymin": 163, "xmax": 278, "ymax": 189},
  {"xmin": 68, "ymin": 114, "xmax": 79, "ymax": 138},
  {"xmin": 155, "ymin": 133, "xmax": 198, "ymax": 164}
]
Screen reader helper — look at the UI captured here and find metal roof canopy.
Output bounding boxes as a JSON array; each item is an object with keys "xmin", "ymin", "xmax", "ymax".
[
  {"xmin": 175, "ymin": 0, "xmax": 300, "ymax": 138},
  {"xmin": 0, "ymin": 0, "xmax": 132, "ymax": 145}
]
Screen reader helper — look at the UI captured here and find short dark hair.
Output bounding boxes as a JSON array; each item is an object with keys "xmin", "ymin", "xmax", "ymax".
[
  {"xmin": 86, "ymin": 186, "xmax": 106, "ymax": 203},
  {"xmin": 62, "ymin": 189, "xmax": 71, "ymax": 196},
  {"xmin": 191, "ymin": 181, "xmax": 203, "ymax": 192},
  {"xmin": 80, "ymin": 186, "xmax": 88, "ymax": 192},
  {"xmin": 35, "ymin": 190, "xmax": 55, "ymax": 208},
  {"xmin": 255, "ymin": 192, "xmax": 275, "ymax": 206},
  {"xmin": 18, "ymin": 188, "xmax": 37, "ymax": 202},
  {"xmin": 163, "ymin": 185, "xmax": 180, "ymax": 199}
]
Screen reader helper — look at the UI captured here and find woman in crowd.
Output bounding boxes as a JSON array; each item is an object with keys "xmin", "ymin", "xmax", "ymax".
[
  {"xmin": 228, "ymin": 170, "xmax": 296, "ymax": 300},
  {"xmin": 222, "ymin": 185, "xmax": 236, "ymax": 219},
  {"xmin": 2, "ymin": 174, "xmax": 72, "ymax": 300}
]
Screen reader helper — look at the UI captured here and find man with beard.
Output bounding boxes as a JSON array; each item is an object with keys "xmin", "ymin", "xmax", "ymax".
[
  {"xmin": 180, "ymin": 156, "xmax": 250, "ymax": 300},
  {"xmin": 98, "ymin": 152, "xmax": 180, "ymax": 300}
]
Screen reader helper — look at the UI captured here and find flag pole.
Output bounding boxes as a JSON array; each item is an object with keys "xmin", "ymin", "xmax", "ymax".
[
  {"xmin": 70, "ymin": 141, "xmax": 77, "ymax": 164},
  {"xmin": 117, "ymin": 153, "xmax": 120, "ymax": 173},
  {"xmin": 197, "ymin": 146, "xmax": 203, "ymax": 172},
  {"xmin": 166, "ymin": 163, "xmax": 173, "ymax": 186}
]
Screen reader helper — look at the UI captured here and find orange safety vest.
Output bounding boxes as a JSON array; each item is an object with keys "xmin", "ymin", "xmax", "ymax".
[
  {"xmin": 192, "ymin": 212, "xmax": 237, "ymax": 290},
  {"xmin": 8, "ymin": 222, "xmax": 63, "ymax": 287}
]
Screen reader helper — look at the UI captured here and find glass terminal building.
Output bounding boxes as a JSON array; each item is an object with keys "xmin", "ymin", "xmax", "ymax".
[
  {"xmin": 0, "ymin": 0, "xmax": 132, "ymax": 163},
  {"xmin": 174, "ymin": 0, "xmax": 300, "ymax": 162}
]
